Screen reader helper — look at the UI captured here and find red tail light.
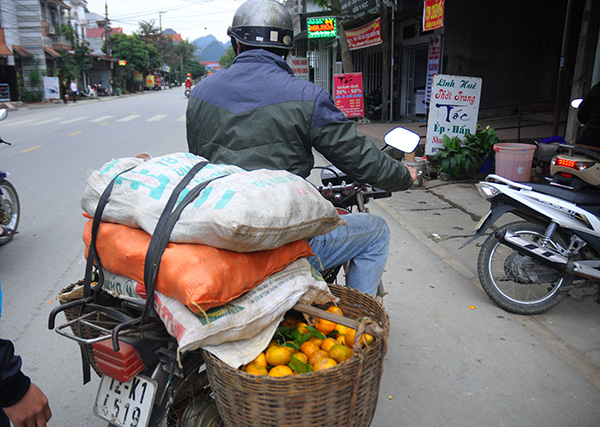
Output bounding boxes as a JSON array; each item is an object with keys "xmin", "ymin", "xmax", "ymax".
[
  {"xmin": 555, "ymin": 158, "xmax": 577, "ymax": 168},
  {"xmin": 93, "ymin": 339, "xmax": 145, "ymax": 382}
]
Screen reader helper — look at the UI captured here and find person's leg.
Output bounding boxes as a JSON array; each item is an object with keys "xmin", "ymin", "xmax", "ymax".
[{"xmin": 307, "ymin": 213, "xmax": 390, "ymax": 295}]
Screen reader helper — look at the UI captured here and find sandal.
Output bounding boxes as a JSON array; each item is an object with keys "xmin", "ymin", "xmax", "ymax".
[{"xmin": 0, "ymin": 226, "xmax": 18, "ymax": 237}]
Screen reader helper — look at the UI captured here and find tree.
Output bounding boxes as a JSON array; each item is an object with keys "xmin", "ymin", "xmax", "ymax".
[
  {"xmin": 109, "ymin": 33, "xmax": 162, "ymax": 91},
  {"xmin": 219, "ymin": 46, "xmax": 235, "ymax": 69}
]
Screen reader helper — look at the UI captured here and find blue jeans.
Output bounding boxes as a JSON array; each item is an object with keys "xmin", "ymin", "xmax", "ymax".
[{"xmin": 307, "ymin": 213, "xmax": 390, "ymax": 296}]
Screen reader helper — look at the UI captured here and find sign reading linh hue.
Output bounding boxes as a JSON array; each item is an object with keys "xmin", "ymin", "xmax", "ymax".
[
  {"xmin": 334, "ymin": 73, "xmax": 364, "ymax": 118},
  {"xmin": 423, "ymin": 0, "xmax": 445, "ymax": 31},
  {"xmin": 346, "ymin": 18, "xmax": 381, "ymax": 50},
  {"xmin": 426, "ymin": 74, "xmax": 482, "ymax": 155},
  {"xmin": 307, "ymin": 17, "xmax": 336, "ymax": 38}
]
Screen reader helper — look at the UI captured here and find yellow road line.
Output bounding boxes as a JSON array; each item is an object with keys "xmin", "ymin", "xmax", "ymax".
[
  {"xmin": 20, "ymin": 145, "xmax": 42, "ymax": 153},
  {"xmin": 98, "ymin": 122, "xmax": 108, "ymax": 126},
  {"xmin": 68, "ymin": 131, "xmax": 83, "ymax": 136}
]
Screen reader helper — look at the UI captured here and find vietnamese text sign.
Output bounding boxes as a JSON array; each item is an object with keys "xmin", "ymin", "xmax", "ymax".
[
  {"xmin": 334, "ymin": 73, "xmax": 364, "ymax": 118},
  {"xmin": 426, "ymin": 74, "xmax": 482, "ymax": 155},
  {"xmin": 43, "ymin": 76, "xmax": 59, "ymax": 100},
  {"xmin": 288, "ymin": 56, "xmax": 309, "ymax": 80},
  {"xmin": 307, "ymin": 17, "xmax": 336, "ymax": 38},
  {"xmin": 346, "ymin": 18, "xmax": 382, "ymax": 51},
  {"xmin": 425, "ymin": 35, "xmax": 442, "ymax": 108},
  {"xmin": 341, "ymin": 0, "xmax": 378, "ymax": 19},
  {"xmin": 423, "ymin": 0, "xmax": 445, "ymax": 31},
  {"xmin": 0, "ymin": 84, "xmax": 9, "ymax": 102}
]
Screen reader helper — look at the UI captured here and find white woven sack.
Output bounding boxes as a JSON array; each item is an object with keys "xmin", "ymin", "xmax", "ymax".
[
  {"xmin": 81, "ymin": 153, "xmax": 342, "ymax": 251},
  {"xmin": 100, "ymin": 259, "xmax": 337, "ymax": 365}
]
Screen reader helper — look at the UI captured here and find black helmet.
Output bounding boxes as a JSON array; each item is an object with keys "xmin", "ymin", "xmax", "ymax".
[{"xmin": 227, "ymin": 0, "xmax": 294, "ymax": 50}]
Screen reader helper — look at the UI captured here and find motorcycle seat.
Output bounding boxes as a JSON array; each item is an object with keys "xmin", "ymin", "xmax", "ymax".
[{"xmin": 527, "ymin": 182, "xmax": 600, "ymax": 206}]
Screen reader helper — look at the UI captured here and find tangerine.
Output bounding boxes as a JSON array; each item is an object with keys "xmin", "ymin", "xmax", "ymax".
[
  {"xmin": 329, "ymin": 344, "xmax": 353, "ymax": 363},
  {"xmin": 300, "ymin": 341, "xmax": 320, "ymax": 358},
  {"xmin": 308, "ymin": 349, "xmax": 329, "ymax": 366},
  {"xmin": 345, "ymin": 329, "xmax": 356, "ymax": 348},
  {"xmin": 249, "ymin": 352, "xmax": 267, "ymax": 369},
  {"xmin": 291, "ymin": 353, "xmax": 308, "ymax": 364},
  {"xmin": 336, "ymin": 335, "xmax": 346, "ymax": 346},
  {"xmin": 295, "ymin": 322, "xmax": 309, "ymax": 336},
  {"xmin": 245, "ymin": 363, "xmax": 268, "ymax": 376},
  {"xmin": 314, "ymin": 317, "xmax": 336, "ymax": 335},
  {"xmin": 308, "ymin": 336, "xmax": 324, "ymax": 348},
  {"xmin": 326, "ymin": 306, "xmax": 344, "ymax": 316},
  {"xmin": 266, "ymin": 346, "xmax": 291, "ymax": 366},
  {"xmin": 320, "ymin": 337, "xmax": 338, "ymax": 353},
  {"xmin": 313, "ymin": 357, "xmax": 338, "ymax": 372},
  {"xmin": 268, "ymin": 365, "xmax": 294, "ymax": 377},
  {"xmin": 334, "ymin": 323, "xmax": 350, "ymax": 336}
]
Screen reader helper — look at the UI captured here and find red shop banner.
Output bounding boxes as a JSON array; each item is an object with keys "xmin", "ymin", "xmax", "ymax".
[
  {"xmin": 423, "ymin": 0, "xmax": 445, "ymax": 31},
  {"xmin": 334, "ymin": 73, "xmax": 364, "ymax": 118},
  {"xmin": 346, "ymin": 18, "xmax": 382, "ymax": 51}
]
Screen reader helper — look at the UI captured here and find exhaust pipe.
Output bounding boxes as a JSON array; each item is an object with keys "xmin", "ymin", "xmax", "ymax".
[{"xmin": 496, "ymin": 230, "xmax": 600, "ymax": 280}]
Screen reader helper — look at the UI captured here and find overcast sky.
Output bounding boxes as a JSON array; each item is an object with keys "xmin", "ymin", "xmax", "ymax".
[{"xmin": 84, "ymin": 0, "xmax": 248, "ymax": 43}]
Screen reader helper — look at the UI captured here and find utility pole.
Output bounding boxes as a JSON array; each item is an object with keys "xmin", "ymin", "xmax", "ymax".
[
  {"xmin": 159, "ymin": 11, "xmax": 167, "ymax": 33},
  {"xmin": 104, "ymin": 1, "xmax": 110, "ymax": 56}
]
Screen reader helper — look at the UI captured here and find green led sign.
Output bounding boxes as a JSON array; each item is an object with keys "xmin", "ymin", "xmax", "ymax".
[{"xmin": 307, "ymin": 17, "xmax": 336, "ymax": 38}]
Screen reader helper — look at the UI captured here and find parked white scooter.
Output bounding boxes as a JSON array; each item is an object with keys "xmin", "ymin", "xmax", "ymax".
[
  {"xmin": 462, "ymin": 174, "xmax": 600, "ymax": 314},
  {"xmin": 81, "ymin": 85, "xmax": 97, "ymax": 99}
]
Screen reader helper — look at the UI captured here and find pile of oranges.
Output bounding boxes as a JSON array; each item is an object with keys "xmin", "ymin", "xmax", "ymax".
[{"xmin": 241, "ymin": 305, "xmax": 374, "ymax": 377}]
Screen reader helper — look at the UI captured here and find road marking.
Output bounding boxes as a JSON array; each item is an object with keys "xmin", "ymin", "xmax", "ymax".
[
  {"xmin": 147, "ymin": 114, "xmax": 167, "ymax": 122},
  {"xmin": 32, "ymin": 118, "xmax": 62, "ymax": 125},
  {"xmin": 69, "ymin": 131, "xmax": 83, "ymax": 136},
  {"xmin": 61, "ymin": 116, "xmax": 89, "ymax": 124},
  {"xmin": 117, "ymin": 114, "xmax": 141, "ymax": 122},
  {"xmin": 2, "ymin": 119, "xmax": 34, "ymax": 127},
  {"xmin": 20, "ymin": 145, "xmax": 42, "ymax": 153},
  {"xmin": 98, "ymin": 122, "xmax": 108, "ymax": 126},
  {"xmin": 92, "ymin": 115, "xmax": 115, "ymax": 122},
  {"xmin": 177, "ymin": 114, "xmax": 186, "ymax": 122}
]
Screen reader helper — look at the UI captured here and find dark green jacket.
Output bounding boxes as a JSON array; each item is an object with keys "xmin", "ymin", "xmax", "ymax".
[{"xmin": 186, "ymin": 50, "xmax": 413, "ymax": 192}]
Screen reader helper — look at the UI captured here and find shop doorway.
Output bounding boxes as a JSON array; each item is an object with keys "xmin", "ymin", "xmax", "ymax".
[{"xmin": 401, "ymin": 45, "xmax": 428, "ymax": 116}]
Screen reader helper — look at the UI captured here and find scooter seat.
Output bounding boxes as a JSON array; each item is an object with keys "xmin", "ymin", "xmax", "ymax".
[{"xmin": 527, "ymin": 182, "xmax": 600, "ymax": 206}]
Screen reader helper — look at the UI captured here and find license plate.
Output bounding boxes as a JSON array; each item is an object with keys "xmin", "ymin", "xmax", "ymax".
[
  {"xmin": 93, "ymin": 375, "xmax": 157, "ymax": 427},
  {"xmin": 474, "ymin": 211, "xmax": 491, "ymax": 232}
]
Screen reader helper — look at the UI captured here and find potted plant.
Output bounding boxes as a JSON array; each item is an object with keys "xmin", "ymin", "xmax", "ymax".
[{"xmin": 463, "ymin": 125, "xmax": 499, "ymax": 173}]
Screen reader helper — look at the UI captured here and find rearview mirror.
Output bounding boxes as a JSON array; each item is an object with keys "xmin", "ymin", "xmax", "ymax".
[
  {"xmin": 571, "ymin": 98, "xmax": 583, "ymax": 109},
  {"xmin": 383, "ymin": 127, "xmax": 421, "ymax": 153},
  {"xmin": 0, "ymin": 109, "xmax": 7, "ymax": 121}
]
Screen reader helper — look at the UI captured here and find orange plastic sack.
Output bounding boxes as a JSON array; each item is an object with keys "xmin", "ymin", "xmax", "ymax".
[{"xmin": 83, "ymin": 220, "xmax": 313, "ymax": 313}]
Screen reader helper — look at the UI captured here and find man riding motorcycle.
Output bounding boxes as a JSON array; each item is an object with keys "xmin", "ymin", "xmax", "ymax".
[{"xmin": 186, "ymin": 0, "xmax": 417, "ymax": 296}]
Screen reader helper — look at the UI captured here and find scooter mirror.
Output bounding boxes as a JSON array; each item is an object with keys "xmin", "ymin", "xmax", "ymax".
[
  {"xmin": 571, "ymin": 98, "xmax": 583, "ymax": 109},
  {"xmin": 383, "ymin": 127, "xmax": 421, "ymax": 153},
  {"xmin": 0, "ymin": 109, "xmax": 7, "ymax": 121}
]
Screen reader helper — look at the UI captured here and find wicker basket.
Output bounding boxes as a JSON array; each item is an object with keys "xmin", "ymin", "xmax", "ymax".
[{"xmin": 202, "ymin": 284, "xmax": 390, "ymax": 427}]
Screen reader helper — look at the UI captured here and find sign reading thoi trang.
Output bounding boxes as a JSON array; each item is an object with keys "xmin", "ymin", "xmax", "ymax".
[
  {"xmin": 426, "ymin": 74, "xmax": 482, "ymax": 155},
  {"xmin": 423, "ymin": 0, "xmax": 445, "ymax": 31},
  {"xmin": 334, "ymin": 73, "xmax": 364, "ymax": 118}
]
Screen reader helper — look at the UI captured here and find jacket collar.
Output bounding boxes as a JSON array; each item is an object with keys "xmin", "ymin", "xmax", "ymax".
[{"xmin": 233, "ymin": 49, "xmax": 294, "ymax": 75}]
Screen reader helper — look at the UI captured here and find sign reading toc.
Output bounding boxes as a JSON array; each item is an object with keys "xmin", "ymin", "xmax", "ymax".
[
  {"xmin": 334, "ymin": 73, "xmax": 364, "ymax": 118},
  {"xmin": 426, "ymin": 74, "xmax": 482, "ymax": 155}
]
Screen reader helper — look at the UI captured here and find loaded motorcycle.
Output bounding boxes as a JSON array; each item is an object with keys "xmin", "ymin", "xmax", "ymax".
[
  {"xmin": 0, "ymin": 109, "xmax": 20, "ymax": 245},
  {"xmin": 47, "ymin": 127, "xmax": 418, "ymax": 426},
  {"xmin": 461, "ymin": 173, "xmax": 600, "ymax": 315}
]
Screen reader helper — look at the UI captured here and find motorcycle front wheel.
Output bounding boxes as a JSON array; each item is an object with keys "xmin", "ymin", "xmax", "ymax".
[
  {"xmin": 477, "ymin": 221, "xmax": 571, "ymax": 315},
  {"xmin": 0, "ymin": 179, "xmax": 19, "ymax": 245}
]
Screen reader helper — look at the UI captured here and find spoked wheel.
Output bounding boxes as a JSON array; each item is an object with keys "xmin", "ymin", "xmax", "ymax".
[
  {"xmin": 0, "ymin": 179, "xmax": 19, "ymax": 245},
  {"xmin": 477, "ymin": 221, "xmax": 572, "ymax": 315},
  {"xmin": 160, "ymin": 367, "xmax": 223, "ymax": 427}
]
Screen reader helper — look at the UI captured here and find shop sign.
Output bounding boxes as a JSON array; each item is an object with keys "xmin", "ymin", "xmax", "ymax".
[
  {"xmin": 340, "ymin": 0, "xmax": 378, "ymax": 19},
  {"xmin": 146, "ymin": 75, "xmax": 155, "ymax": 88},
  {"xmin": 346, "ymin": 18, "xmax": 381, "ymax": 51},
  {"xmin": 155, "ymin": 75, "xmax": 162, "ymax": 87},
  {"xmin": 423, "ymin": 0, "xmax": 445, "ymax": 31},
  {"xmin": 426, "ymin": 74, "xmax": 482, "ymax": 155},
  {"xmin": 42, "ymin": 76, "xmax": 59, "ymax": 100},
  {"xmin": 307, "ymin": 17, "xmax": 336, "ymax": 38},
  {"xmin": 288, "ymin": 56, "xmax": 309, "ymax": 80},
  {"xmin": 425, "ymin": 35, "xmax": 442, "ymax": 108},
  {"xmin": 134, "ymin": 71, "xmax": 143, "ymax": 83},
  {"xmin": 0, "ymin": 84, "xmax": 9, "ymax": 102},
  {"xmin": 334, "ymin": 73, "xmax": 364, "ymax": 118}
]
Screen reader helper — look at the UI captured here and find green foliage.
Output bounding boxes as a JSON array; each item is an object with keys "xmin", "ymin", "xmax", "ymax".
[
  {"xmin": 219, "ymin": 46, "xmax": 235, "ymax": 69},
  {"xmin": 432, "ymin": 126, "xmax": 500, "ymax": 177}
]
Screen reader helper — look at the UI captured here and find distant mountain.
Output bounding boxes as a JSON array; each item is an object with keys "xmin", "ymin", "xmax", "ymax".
[
  {"xmin": 191, "ymin": 35, "xmax": 231, "ymax": 63},
  {"xmin": 163, "ymin": 28, "xmax": 177, "ymax": 35}
]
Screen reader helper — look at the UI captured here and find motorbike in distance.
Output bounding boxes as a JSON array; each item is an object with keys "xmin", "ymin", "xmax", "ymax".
[
  {"xmin": 47, "ymin": 126, "xmax": 419, "ymax": 426},
  {"xmin": 0, "ymin": 108, "xmax": 20, "ymax": 245},
  {"xmin": 462, "ymin": 173, "xmax": 600, "ymax": 314}
]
